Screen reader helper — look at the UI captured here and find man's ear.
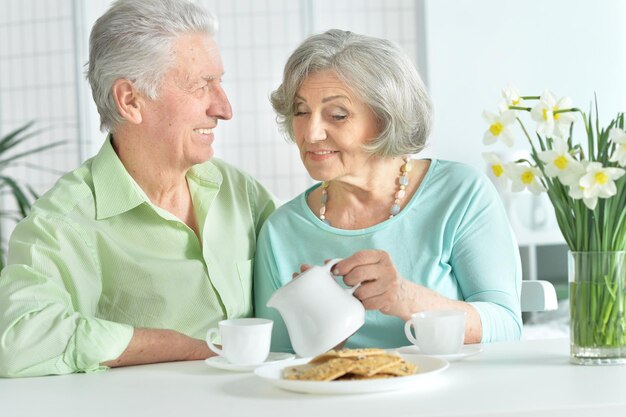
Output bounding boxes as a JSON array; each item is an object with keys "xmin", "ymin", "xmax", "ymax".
[{"xmin": 112, "ymin": 79, "xmax": 144, "ymax": 125}]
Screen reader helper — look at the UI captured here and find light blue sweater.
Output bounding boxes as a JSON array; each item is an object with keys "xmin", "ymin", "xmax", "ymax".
[{"xmin": 254, "ymin": 160, "xmax": 522, "ymax": 352}]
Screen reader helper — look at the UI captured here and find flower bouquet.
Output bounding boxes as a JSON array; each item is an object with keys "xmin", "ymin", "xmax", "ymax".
[{"xmin": 481, "ymin": 88, "xmax": 626, "ymax": 364}]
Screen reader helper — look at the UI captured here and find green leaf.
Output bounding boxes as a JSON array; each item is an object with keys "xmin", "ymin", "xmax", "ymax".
[
  {"xmin": 0, "ymin": 121, "xmax": 65, "ymax": 266},
  {"xmin": 0, "ymin": 175, "xmax": 32, "ymax": 217},
  {"xmin": 0, "ymin": 121, "xmax": 37, "ymax": 153},
  {"xmin": 0, "ymin": 140, "xmax": 66, "ymax": 168}
]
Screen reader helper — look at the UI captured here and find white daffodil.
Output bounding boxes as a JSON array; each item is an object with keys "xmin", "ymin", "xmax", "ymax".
[
  {"xmin": 537, "ymin": 137, "xmax": 585, "ymax": 185},
  {"xmin": 483, "ymin": 110, "xmax": 516, "ymax": 147},
  {"xmin": 499, "ymin": 86, "xmax": 525, "ymax": 113},
  {"xmin": 608, "ymin": 127, "xmax": 626, "ymax": 167},
  {"xmin": 577, "ymin": 162, "xmax": 625, "ymax": 210},
  {"xmin": 568, "ymin": 183, "xmax": 585, "ymax": 201},
  {"xmin": 568, "ymin": 161, "xmax": 589, "ymax": 200},
  {"xmin": 567, "ymin": 161, "xmax": 589, "ymax": 202},
  {"xmin": 482, "ymin": 152, "xmax": 509, "ymax": 187},
  {"xmin": 530, "ymin": 90, "xmax": 576, "ymax": 139},
  {"xmin": 506, "ymin": 163, "xmax": 546, "ymax": 194}
]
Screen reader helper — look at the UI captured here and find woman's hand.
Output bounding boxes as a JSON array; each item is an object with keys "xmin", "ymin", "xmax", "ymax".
[
  {"xmin": 333, "ymin": 250, "xmax": 483, "ymax": 343},
  {"xmin": 332, "ymin": 250, "xmax": 418, "ymax": 318},
  {"xmin": 292, "ymin": 264, "xmax": 312, "ymax": 278}
]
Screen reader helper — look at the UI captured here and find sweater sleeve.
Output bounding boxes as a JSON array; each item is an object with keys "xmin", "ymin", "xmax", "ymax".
[
  {"xmin": 449, "ymin": 174, "xmax": 523, "ymax": 342},
  {"xmin": 253, "ymin": 221, "xmax": 295, "ymax": 354}
]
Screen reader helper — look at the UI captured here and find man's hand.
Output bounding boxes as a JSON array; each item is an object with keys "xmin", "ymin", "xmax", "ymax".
[{"xmin": 102, "ymin": 328, "xmax": 214, "ymax": 368}]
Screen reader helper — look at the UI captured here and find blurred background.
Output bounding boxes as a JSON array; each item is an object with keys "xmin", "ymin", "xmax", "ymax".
[{"xmin": 1, "ymin": 0, "xmax": 624, "ymax": 335}]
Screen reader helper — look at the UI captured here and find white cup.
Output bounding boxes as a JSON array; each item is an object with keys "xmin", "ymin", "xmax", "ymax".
[
  {"xmin": 404, "ymin": 310, "xmax": 466, "ymax": 355},
  {"xmin": 206, "ymin": 318, "xmax": 273, "ymax": 365}
]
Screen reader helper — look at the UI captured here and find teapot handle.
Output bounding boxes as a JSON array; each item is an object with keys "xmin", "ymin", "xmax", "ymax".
[
  {"xmin": 324, "ymin": 258, "xmax": 343, "ymax": 273},
  {"xmin": 325, "ymin": 258, "xmax": 362, "ymax": 296}
]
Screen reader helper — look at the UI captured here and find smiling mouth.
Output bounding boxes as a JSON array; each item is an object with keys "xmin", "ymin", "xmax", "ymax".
[
  {"xmin": 194, "ymin": 128, "xmax": 213, "ymax": 135},
  {"xmin": 307, "ymin": 150, "xmax": 338, "ymax": 161},
  {"xmin": 310, "ymin": 150, "xmax": 336, "ymax": 155}
]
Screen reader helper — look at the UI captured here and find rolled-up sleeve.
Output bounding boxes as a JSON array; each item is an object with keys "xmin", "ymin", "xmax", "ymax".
[{"xmin": 0, "ymin": 215, "xmax": 133, "ymax": 377}]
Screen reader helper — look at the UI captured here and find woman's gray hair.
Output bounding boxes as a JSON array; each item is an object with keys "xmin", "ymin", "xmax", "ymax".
[
  {"xmin": 271, "ymin": 29, "xmax": 432, "ymax": 157},
  {"xmin": 87, "ymin": 0, "xmax": 218, "ymax": 132}
]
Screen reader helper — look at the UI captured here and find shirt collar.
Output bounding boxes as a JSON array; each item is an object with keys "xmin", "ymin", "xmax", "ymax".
[
  {"xmin": 187, "ymin": 158, "xmax": 223, "ymax": 187},
  {"xmin": 92, "ymin": 136, "xmax": 147, "ymax": 220},
  {"xmin": 92, "ymin": 135, "xmax": 224, "ymax": 220}
]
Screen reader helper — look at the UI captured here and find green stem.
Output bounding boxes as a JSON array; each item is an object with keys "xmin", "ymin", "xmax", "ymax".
[{"xmin": 553, "ymin": 107, "xmax": 581, "ymax": 115}]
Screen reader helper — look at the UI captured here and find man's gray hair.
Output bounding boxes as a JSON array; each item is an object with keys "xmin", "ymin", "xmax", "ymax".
[
  {"xmin": 87, "ymin": 0, "xmax": 218, "ymax": 132},
  {"xmin": 271, "ymin": 29, "xmax": 432, "ymax": 157}
]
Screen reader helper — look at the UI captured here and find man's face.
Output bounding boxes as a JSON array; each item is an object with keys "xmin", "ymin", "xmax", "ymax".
[{"xmin": 140, "ymin": 33, "xmax": 232, "ymax": 169}]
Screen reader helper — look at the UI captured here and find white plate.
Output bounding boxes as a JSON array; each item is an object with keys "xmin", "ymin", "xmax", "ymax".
[
  {"xmin": 394, "ymin": 344, "xmax": 483, "ymax": 362},
  {"xmin": 205, "ymin": 352, "xmax": 295, "ymax": 372},
  {"xmin": 254, "ymin": 354, "xmax": 449, "ymax": 395}
]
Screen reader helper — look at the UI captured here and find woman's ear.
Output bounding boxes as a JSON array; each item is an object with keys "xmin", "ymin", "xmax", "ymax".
[{"xmin": 112, "ymin": 79, "xmax": 143, "ymax": 125}]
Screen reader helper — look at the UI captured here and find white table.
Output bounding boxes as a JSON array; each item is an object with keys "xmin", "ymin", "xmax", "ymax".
[{"xmin": 2, "ymin": 338, "xmax": 625, "ymax": 417}]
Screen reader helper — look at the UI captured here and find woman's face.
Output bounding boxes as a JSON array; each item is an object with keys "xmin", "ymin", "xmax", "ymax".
[{"xmin": 292, "ymin": 70, "xmax": 380, "ymax": 182}]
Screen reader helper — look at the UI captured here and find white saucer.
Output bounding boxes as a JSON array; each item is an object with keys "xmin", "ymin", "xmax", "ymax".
[
  {"xmin": 204, "ymin": 352, "xmax": 295, "ymax": 372},
  {"xmin": 394, "ymin": 344, "xmax": 483, "ymax": 362}
]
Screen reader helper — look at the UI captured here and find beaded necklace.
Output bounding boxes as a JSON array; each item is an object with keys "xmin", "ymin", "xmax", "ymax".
[{"xmin": 319, "ymin": 157, "xmax": 412, "ymax": 226}]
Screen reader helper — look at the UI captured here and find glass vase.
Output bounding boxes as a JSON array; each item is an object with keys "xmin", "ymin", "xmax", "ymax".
[{"xmin": 569, "ymin": 251, "xmax": 626, "ymax": 365}]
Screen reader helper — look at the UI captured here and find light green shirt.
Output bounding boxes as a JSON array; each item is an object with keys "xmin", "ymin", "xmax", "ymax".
[{"xmin": 0, "ymin": 138, "xmax": 276, "ymax": 377}]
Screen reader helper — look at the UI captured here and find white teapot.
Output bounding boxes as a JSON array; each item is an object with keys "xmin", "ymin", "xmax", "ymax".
[{"xmin": 266, "ymin": 258, "xmax": 365, "ymax": 358}]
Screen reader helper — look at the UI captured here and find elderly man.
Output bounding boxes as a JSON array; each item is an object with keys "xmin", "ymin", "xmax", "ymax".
[{"xmin": 0, "ymin": 0, "xmax": 276, "ymax": 377}]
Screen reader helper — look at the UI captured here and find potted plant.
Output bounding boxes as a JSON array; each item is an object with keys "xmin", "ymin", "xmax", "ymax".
[{"xmin": 0, "ymin": 121, "xmax": 65, "ymax": 269}]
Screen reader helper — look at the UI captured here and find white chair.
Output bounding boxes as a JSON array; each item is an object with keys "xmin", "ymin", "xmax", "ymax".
[{"xmin": 521, "ymin": 280, "xmax": 559, "ymax": 312}]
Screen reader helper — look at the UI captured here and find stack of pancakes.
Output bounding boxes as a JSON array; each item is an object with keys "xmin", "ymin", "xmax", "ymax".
[{"xmin": 283, "ymin": 348, "xmax": 418, "ymax": 381}]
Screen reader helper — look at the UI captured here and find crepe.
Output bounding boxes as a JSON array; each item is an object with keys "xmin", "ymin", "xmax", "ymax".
[{"xmin": 283, "ymin": 348, "xmax": 417, "ymax": 381}]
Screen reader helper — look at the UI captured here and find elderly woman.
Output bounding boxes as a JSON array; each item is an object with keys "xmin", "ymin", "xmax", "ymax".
[
  {"xmin": 0, "ymin": 0, "xmax": 276, "ymax": 377},
  {"xmin": 254, "ymin": 29, "xmax": 521, "ymax": 351}
]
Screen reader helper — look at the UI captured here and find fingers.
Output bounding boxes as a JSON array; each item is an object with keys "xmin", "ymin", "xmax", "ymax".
[
  {"xmin": 339, "ymin": 252, "xmax": 394, "ymax": 288},
  {"xmin": 353, "ymin": 275, "xmax": 397, "ymax": 299},
  {"xmin": 358, "ymin": 288, "xmax": 397, "ymax": 312},
  {"xmin": 332, "ymin": 250, "xmax": 389, "ymax": 277},
  {"xmin": 342, "ymin": 264, "xmax": 380, "ymax": 287},
  {"xmin": 332, "ymin": 250, "xmax": 403, "ymax": 313},
  {"xmin": 354, "ymin": 277, "xmax": 401, "ymax": 311},
  {"xmin": 292, "ymin": 264, "xmax": 312, "ymax": 279}
]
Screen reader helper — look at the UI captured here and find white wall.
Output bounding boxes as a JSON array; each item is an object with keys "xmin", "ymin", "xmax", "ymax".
[
  {"xmin": 422, "ymin": 0, "xmax": 626, "ymax": 171},
  {"xmin": 80, "ymin": 0, "xmax": 423, "ymax": 201},
  {"xmin": 201, "ymin": 0, "xmax": 422, "ymax": 201},
  {"xmin": 76, "ymin": 0, "xmax": 115, "ymax": 161},
  {"xmin": 2, "ymin": 0, "xmax": 624, "ymax": 253},
  {"xmin": 77, "ymin": 0, "xmax": 626, "ymax": 195},
  {"xmin": 0, "ymin": 0, "xmax": 422, "ymax": 252},
  {"xmin": 420, "ymin": 0, "xmax": 626, "ymax": 254}
]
